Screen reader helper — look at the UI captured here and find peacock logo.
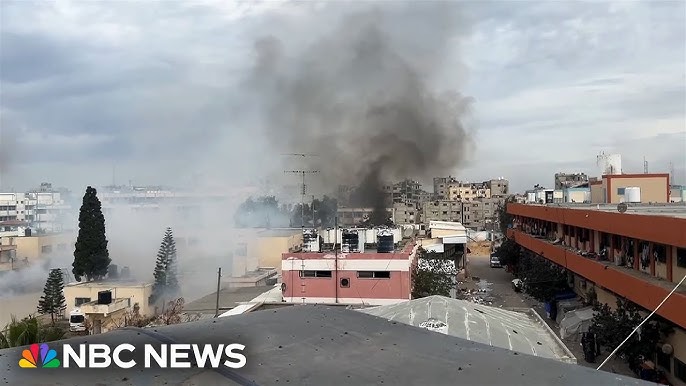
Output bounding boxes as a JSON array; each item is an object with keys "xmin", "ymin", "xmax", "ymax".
[{"xmin": 19, "ymin": 343, "xmax": 61, "ymax": 368}]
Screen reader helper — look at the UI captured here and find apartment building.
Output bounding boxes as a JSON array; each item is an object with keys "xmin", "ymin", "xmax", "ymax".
[
  {"xmin": 281, "ymin": 242, "xmax": 417, "ymax": 305},
  {"xmin": 393, "ymin": 202, "xmax": 419, "ymax": 225},
  {"xmin": 422, "ymin": 200, "xmax": 463, "ymax": 223},
  {"xmin": 507, "ymin": 203, "xmax": 686, "ymax": 385},
  {"xmin": 0, "ymin": 185, "xmax": 73, "ymax": 232},
  {"xmin": 383, "ymin": 179, "xmax": 423, "ymax": 206},
  {"xmin": 425, "ymin": 177, "xmax": 509, "ymax": 230}
]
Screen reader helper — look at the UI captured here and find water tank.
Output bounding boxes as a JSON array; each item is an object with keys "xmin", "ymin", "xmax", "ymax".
[
  {"xmin": 526, "ymin": 192, "xmax": 536, "ymax": 203},
  {"xmin": 302, "ymin": 228, "xmax": 320, "ymax": 252},
  {"xmin": 624, "ymin": 187, "xmax": 641, "ymax": 203},
  {"xmin": 377, "ymin": 230, "xmax": 394, "ymax": 253},
  {"xmin": 24, "ymin": 228, "xmax": 32, "ymax": 237},
  {"xmin": 97, "ymin": 290, "xmax": 112, "ymax": 305},
  {"xmin": 341, "ymin": 230, "xmax": 360, "ymax": 253}
]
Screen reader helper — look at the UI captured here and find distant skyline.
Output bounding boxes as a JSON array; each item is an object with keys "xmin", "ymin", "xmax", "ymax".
[{"xmin": 1, "ymin": 1, "xmax": 684, "ymax": 194}]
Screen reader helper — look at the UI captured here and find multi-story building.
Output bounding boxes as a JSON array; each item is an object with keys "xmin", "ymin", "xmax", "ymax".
[
  {"xmin": 336, "ymin": 207, "xmax": 394, "ymax": 227},
  {"xmin": 393, "ymin": 202, "xmax": 419, "ymax": 225},
  {"xmin": 507, "ymin": 202, "xmax": 686, "ymax": 385},
  {"xmin": 422, "ymin": 200, "xmax": 463, "ymax": 223},
  {"xmin": 0, "ymin": 185, "xmax": 73, "ymax": 232},
  {"xmin": 281, "ymin": 241, "xmax": 418, "ymax": 305},
  {"xmin": 424, "ymin": 177, "xmax": 509, "ymax": 230},
  {"xmin": 554, "ymin": 173, "xmax": 589, "ymax": 190},
  {"xmin": 433, "ymin": 176, "xmax": 459, "ymax": 200},
  {"xmin": 383, "ymin": 179, "xmax": 423, "ymax": 206}
]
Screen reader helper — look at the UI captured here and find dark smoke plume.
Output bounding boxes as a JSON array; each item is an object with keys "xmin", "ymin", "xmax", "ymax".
[{"xmin": 246, "ymin": 2, "xmax": 475, "ymax": 224}]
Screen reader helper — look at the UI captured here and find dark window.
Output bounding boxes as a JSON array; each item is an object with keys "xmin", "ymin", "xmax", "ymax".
[
  {"xmin": 677, "ymin": 248, "xmax": 686, "ymax": 268},
  {"xmin": 617, "ymin": 187, "xmax": 626, "ymax": 195},
  {"xmin": 675, "ymin": 357, "xmax": 686, "ymax": 382},
  {"xmin": 357, "ymin": 271, "xmax": 391, "ymax": 279},
  {"xmin": 41, "ymin": 245, "xmax": 52, "ymax": 254},
  {"xmin": 340, "ymin": 278, "xmax": 350, "ymax": 288},
  {"xmin": 299, "ymin": 270, "xmax": 332, "ymax": 278},
  {"xmin": 656, "ymin": 351, "xmax": 671, "ymax": 372},
  {"xmin": 654, "ymin": 244, "xmax": 667, "ymax": 263},
  {"xmin": 75, "ymin": 297, "xmax": 91, "ymax": 306}
]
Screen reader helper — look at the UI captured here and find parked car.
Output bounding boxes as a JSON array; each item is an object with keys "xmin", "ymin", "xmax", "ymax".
[{"xmin": 490, "ymin": 255, "xmax": 502, "ymax": 268}]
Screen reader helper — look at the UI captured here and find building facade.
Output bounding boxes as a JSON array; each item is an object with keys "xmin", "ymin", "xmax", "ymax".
[
  {"xmin": 602, "ymin": 173, "xmax": 670, "ymax": 204},
  {"xmin": 507, "ymin": 203, "xmax": 686, "ymax": 385},
  {"xmin": 281, "ymin": 242, "xmax": 417, "ymax": 305}
]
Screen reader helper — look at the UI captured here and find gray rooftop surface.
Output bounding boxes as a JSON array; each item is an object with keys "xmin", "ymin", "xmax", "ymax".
[
  {"xmin": 0, "ymin": 305, "xmax": 651, "ymax": 386},
  {"xmin": 184, "ymin": 286, "xmax": 274, "ymax": 313},
  {"xmin": 358, "ymin": 295, "xmax": 576, "ymax": 363},
  {"xmin": 540, "ymin": 202, "xmax": 686, "ymax": 219}
]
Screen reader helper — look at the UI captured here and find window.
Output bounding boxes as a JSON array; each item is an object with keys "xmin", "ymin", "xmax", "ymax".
[
  {"xmin": 75, "ymin": 297, "xmax": 91, "ymax": 306},
  {"xmin": 340, "ymin": 278, "xmax": 350, "ymax": 288},
  {"xmin": 656, "ymin": 351, "xmax": 671, "ymax": 372},
  {"xmin": 654, "ymin": 244, "xmax": 667, "ymax": 264},
  {"xmin": 357, "ymin": 271, "xmax": 391, "ymax": 279},
  {"xmin": 617, "ymin": 187, "xmax": 626, "ymax": 195},
  {"xmin": 41, "ymin": 245, "xmax": 52, "ymax": 254},
  {"xmin": 675, "ymin": 358, "xmax": 686, "ymax": 382},
  {"xmin": 299, "ymin": 270, "xmax": 332, "ymax": 278},
  {"xmin": 678, "ymin": 248, "xmax": 686, "ymax": 268}
]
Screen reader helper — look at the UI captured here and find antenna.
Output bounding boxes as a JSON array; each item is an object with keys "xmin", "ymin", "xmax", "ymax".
[
  {"xmin": 284, "ymin": 170, "xmax": 320, "ymax": 228},
  {"xmin": 669, "ymin": 161, "xmax": 674, "ymax": 183},
  {"xmin": 644, "ymin": 157, "xmax": 649, "ymax": 174}
]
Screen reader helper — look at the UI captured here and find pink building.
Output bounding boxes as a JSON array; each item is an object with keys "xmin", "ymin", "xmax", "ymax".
[{"xmin": 281, "ymin": 242, "xmax": 418, "ymax": 305}]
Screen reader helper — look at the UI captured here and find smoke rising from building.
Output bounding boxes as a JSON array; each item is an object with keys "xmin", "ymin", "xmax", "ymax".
[{"xmin": 246, "ymin": 3, "xmax": 475, "ymax": 223}]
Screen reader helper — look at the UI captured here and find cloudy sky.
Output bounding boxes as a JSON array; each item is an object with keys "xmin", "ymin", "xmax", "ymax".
[{"xmin": 1, "ymin": 0, "xmax": 684, "ymax": 194}]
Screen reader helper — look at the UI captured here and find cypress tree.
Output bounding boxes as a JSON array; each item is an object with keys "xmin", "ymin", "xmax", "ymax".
[
  {"xmin": 152, "ymin": 227, "xmax": 179, "ymax": 301},
  {"xmin": 37, "ymin": 269, "xmax": 66, "ymax": 325},
  {"xmin": 72, "ymin": 186, "xmax": 111, "ymax": 282}
]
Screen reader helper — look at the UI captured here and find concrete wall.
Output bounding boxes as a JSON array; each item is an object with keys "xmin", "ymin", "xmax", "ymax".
[
  {"xmin": 604, "ymin": 174, "xmax": 669, "ymax": 204},
  {"xmin": 253, "ymin": 234, "xmax": 302, "ymax": 272},
  {"xmin": 590, "ymin": 183, "xmax": 604, "ymax": 203},
  {"xmin": 15, "ymin": 233, "xmax": 75, "ymax": 261},
  {"xmin": 64, "ymin": 282, "xmax": 154, "ymax": 317}
]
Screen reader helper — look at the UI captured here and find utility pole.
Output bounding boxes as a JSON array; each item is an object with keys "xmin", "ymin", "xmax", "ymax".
[
  {"xmin": 284, "ymin": 170, "xmax": 319, "ymax": 228},
  {"xmin": 334, "ymin": 215, "xmax": 338, "ymax": 304},
  {"xmin": 214, "ymin": 267, "xmax": 222, "ymax": 317}
]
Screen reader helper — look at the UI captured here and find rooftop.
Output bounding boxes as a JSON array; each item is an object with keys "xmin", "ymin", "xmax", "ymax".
[
  {"xmin": 359, "ymin": 296, "xmax": 576, "ymax": 364},
  {"xmin": 0, "ymin": 305, "xmax": 650, "ymax": 385},
  {"xmin": 65, "ymin": 279, "xmax": 152, "ymax": 288},
  {"xmin": 532, "ymin": 203, "xmax": 686, "ymax": 219},
  {"xmin": 184, "ymin": 285, "xmax": 276, "ymax": 314}
]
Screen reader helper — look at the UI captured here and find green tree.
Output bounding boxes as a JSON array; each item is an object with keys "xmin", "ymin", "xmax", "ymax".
[
  {"xmin": 234, "ymin": 196, "xmax": 290, "ymax": 228},
  {"xmin": 152, "ymin": 227, "xmax": 179, "ymax": 302},
  {"xmin": 0, "ymin": 316, "xmax": 66, "ymax": 349},
  {"xmin": 37, "ymin": 269, "xmax": 66, "ymax": 325},
  {"xmin": 411, "ymin": 247, "xmax": 456, "ymax": 298},
  {"xmin": 516, "ymin": 252, "xmax": 568, "ymax": 302},
  {"xmin": 495, "ymin": 196, "xmax": 516, "ymax": 236},
  {"xmin": 494, "ymin": 238, "xmax": 521, "ymax": 269},
  {"xmin": 590, "ymin": 299, "xmax": 673, "ymax": 361},
  {"xmin": 72, "ymin": 186, "xmax": 110, "ymax": 281}
]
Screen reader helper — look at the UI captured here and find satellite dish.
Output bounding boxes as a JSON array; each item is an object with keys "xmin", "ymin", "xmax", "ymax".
[
  {"xmin": 662, "ymin": 343, "xmax": 674, "ymax": 355},
  {"xmin": 617, "ymin": 203, "xmax": 628, "ymax": 213}
]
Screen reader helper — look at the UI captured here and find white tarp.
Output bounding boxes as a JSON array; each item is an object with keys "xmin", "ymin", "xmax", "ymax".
[{"xmin": 559, "ymin": 306, "xmax": 596, "ymax": 340}]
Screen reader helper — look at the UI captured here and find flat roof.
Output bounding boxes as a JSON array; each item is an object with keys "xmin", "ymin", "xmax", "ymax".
[
  {"xmin": 359, "ymin": 295, "xmax": 575, "ymax": 364},
  {"xmin": 546, "ymin": 203, "xmax": 686, "ymax": 219},
  {"xmin": 0, "ymin": 305, "xmax": 650, "ymax": 385},
  {"xmin": 184, "ymin": 285, "xmax": 275, "ymax": 313},
  {"xmin": 65, "ymin": 280, "xmax": 152, "ymax": 288}
]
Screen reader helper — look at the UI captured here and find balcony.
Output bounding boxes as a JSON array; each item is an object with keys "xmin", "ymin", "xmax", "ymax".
[
  {"xmin": 509, "ymin": 229, "xmax": 686, "ymax": 329},
  {"xmin": 79, "ymin": 298, "xmax": 131, "ymax": 316}
]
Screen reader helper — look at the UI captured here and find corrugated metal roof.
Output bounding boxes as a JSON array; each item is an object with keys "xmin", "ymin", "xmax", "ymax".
[{"xmin": 359, "ymin": 296, "xmax": 576, "ymax": 364}]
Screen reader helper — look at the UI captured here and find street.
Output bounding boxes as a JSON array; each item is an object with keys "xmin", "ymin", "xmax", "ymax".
[{"xmin": 463, "ymin": 254, "xmax": 635, "ymax": 378}]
